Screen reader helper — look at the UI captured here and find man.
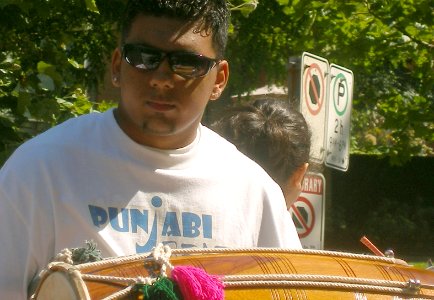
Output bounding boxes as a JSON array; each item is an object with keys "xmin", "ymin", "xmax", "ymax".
[{"xmin": 0, "ymin": 1, "xmax": 301, "ymax": 298}]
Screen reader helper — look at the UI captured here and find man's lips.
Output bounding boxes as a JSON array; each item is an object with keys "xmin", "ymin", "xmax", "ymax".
[{"xmin": 146, "ymin": 101, "xmax": 176, "ymax": 112}]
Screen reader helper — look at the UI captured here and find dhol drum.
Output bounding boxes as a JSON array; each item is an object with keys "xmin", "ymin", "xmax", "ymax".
[{"xmin": 32, "ymin": 245, "xmax": 434, "ymax": 300}]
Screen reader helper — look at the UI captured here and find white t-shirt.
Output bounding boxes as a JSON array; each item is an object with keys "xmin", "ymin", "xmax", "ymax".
[{"xmin": 0, "ymin": 109, "xmax": 301, "ymax": 298}]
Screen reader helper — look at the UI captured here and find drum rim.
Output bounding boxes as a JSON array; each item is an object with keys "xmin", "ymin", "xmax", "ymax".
[{"xmin": 32, "ymin": 262, "xmax": 90, "ymax": 300}]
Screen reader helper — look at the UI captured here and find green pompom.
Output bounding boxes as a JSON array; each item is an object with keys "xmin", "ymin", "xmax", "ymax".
[
  {"xmin": 132, "ymin": 277, "xmax": 182, "ymax": 300},
  {"xmin": 71, "ymin": 240, "xmax": 102, "ymax": 264}
]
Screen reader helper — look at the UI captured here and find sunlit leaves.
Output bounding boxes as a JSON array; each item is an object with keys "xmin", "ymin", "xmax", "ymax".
[
  {"xmin": 227, "ymin": 0, "xmax": 433, "ymax": 164},
  {"xmin": 0, "ymin": 0, "xmax": 120, "ymax": 164},
  {"xmin": 0, "ymin": 0, "xmax": 432, "ymax": 166},
  {"xmin": 85, "ymin": 0, "xmax": 99, "ymax": 13},
  {"xmin": 228, "ymin": 0, "xmax": 258, "ymax": 16}
]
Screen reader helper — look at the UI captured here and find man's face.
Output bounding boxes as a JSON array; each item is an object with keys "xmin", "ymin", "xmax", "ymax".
[{"xmin": 112, "ymin": 15, "xmax": 229, "ymax": 149}]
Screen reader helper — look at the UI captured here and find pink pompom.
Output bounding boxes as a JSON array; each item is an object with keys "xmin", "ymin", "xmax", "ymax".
[{"xmin": 170, "ymin": 265, "xmax": 224, "ymax": 300}]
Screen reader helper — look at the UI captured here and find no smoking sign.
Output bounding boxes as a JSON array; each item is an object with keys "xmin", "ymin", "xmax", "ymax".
[
  {"xmin": 291, "ymin": 196, "xmax": 315, "ymax": 238},
  {"xmin": 290, "ymin": 173, "xmax": 326, "ymax": 249}
]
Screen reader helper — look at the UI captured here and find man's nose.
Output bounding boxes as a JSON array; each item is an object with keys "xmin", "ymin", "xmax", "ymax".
[{"xmin": 149, "ymin": 58, "xmax": 176, "ymax": 89}]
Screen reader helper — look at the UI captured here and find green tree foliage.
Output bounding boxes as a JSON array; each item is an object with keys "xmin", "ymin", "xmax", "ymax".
[
  {"xmin": 0, "ymin": 0, "xmax": 120, "ymax": 163},
  {"xmin": 0, "ymin": 0, "xmax": 432, "ymax": 166},
  {"xmin": 227, "ymin": 0, "xmax": 433, "ymax": 165}
]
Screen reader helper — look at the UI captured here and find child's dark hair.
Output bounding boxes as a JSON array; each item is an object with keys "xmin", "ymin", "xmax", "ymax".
[{"xmin": 212, "ymin": 98, "xmax": 311, "ymax": 187}]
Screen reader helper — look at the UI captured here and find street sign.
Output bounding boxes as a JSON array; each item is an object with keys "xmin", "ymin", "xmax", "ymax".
[
  {"xmin": 325, "ymin": 64, "xmax": 353, "ymax": 171},
  {"xmin": 291, "ymin": 196, "xmax": 315, "ymax": 238},
  {"xmin": 290, "ymin": 173, "xmax": 326, "ymax": 249},
  {"xmin": 299, "ymin": 52, "xmax": 329, "ymax": 163}
]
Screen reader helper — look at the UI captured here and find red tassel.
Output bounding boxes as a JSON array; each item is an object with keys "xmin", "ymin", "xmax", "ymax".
[{"xmin": 170, "ymin": 266, "xmax": 224, "ymax": 300}]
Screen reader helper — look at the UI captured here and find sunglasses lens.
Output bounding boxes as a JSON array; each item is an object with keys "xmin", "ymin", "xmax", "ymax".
[
  {"xmin": 122, "ymin": 44, "xmax": 218, "ymax": 78},
  {"xmin": 123, "ymin": 45, "xmax": 162, "ymax": 70},
  {"xmin": 170, "ymin": 53, "xmax": 213, "ymax": 78}
]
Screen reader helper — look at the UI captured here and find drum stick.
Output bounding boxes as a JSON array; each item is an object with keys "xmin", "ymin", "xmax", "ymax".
[{"xmin": 360, "ymin": 236, "xmax": 384, "ymax": 256}]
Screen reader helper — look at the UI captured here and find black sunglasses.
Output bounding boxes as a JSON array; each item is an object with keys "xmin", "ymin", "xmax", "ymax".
[{"xmin": 122, "ymin": 43, "xmax": 221, "ymax": 78}]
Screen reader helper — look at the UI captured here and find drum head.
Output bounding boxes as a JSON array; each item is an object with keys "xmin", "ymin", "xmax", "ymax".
[{"xmin": 34, "ymin": 264, "xmax": 90, "ymax": 300}]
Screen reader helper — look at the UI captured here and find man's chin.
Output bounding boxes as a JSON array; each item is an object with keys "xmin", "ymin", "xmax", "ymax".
[{"xmin": 141, "ymin": 120, "xmax": 175, "ymax": 137}]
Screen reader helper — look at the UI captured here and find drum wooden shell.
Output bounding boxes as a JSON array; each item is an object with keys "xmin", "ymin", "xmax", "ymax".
[{"xmin": 33, "ymin": 248, "xmax": 434, "ymax": 300}]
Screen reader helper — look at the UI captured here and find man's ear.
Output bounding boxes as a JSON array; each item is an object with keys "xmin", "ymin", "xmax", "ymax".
[
  {"xmin": 210, "ymin": 60, "xmax": 229, "ymax": 101},
  {"xmin": 111, "ymin": 47, "xmax": 122, "ymax": 87}
]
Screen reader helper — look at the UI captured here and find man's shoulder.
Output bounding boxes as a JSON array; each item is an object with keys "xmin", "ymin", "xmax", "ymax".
[
  {"xmin": 200, "ymin": 125, "xmax": 236, "ymax": 149},
  {"xmin": 25, "ymin": 110, "xmax": 107, "ymax": 145},
  {"xmin": 200, "ymin": 125, "xmax": 253, "ymax": 162},
  {"xmin": 3, "ymin": 111, "xmax": 110, "ymax": 166},
  {"xmin": 200, "ymin": 125, "xmax": 274, "ymax": 179}
]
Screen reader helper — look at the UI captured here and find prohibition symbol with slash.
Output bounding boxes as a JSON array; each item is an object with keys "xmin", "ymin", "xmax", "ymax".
[
  {"xmin": 291, "ymin": 197, "xmax": 315, "ymax": 238},
  {"xmin": 304, "ymin": 63, "xmax": 325, "ymax": 116}
]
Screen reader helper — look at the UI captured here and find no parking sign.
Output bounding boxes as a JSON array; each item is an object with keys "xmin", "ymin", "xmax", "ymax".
[
  {"xmin": 290, "ymin": 173, "xmax": 326, "ymax": 249},
  {"xmin": 300, "ymin": 53, "xmax": 329, "ymax": 163}
]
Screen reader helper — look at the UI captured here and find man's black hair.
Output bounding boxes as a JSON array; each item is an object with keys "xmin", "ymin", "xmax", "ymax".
[{"xmin": 120, "ymin": 0, "xmax": 230, "ymax": 58}]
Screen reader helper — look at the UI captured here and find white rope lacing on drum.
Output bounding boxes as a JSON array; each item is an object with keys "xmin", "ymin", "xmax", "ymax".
[
  {"xmin": 52, "ymin": 248, "xmax": 74, "ymax": 265},
  {"xmin": 151, "ymin": 243, "xmax": 174, "ymax": 277},
  {"xmin": 79, "ymin": 272, "xmax": 423, "ymax": 289},
  {"xmin": 224, "ymin": 279, "xmax": 423, "ymax": 297},
  {"xmin": 83, "ymin": 244, "xmax": 177, "ymax": 300},
  {"xmin": 75, "ymin": 247, "xmax": 406, "ymax": 271},
  {"xmin": 223, "ymin": 273, "xmax": 418, "ymax": 288},
  {"xmin": 77, "ymin": 270, "xmax": 432, "ymax": 299}
]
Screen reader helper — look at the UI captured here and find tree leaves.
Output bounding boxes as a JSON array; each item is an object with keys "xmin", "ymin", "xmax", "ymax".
[
  {"xmin": 227, "ymin": 0, "xmax": 433, "ymax": 164},
  {"xmin": 0, "ymin": 0, "xmax": 432, "ymax": 166},
  {"xmin": 85, "ymin": 0, "xmax": 99, "ymax": 13},
  {"xmin": 0, "ymin": 0, "xmax": 120, "ymax": 164}
]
